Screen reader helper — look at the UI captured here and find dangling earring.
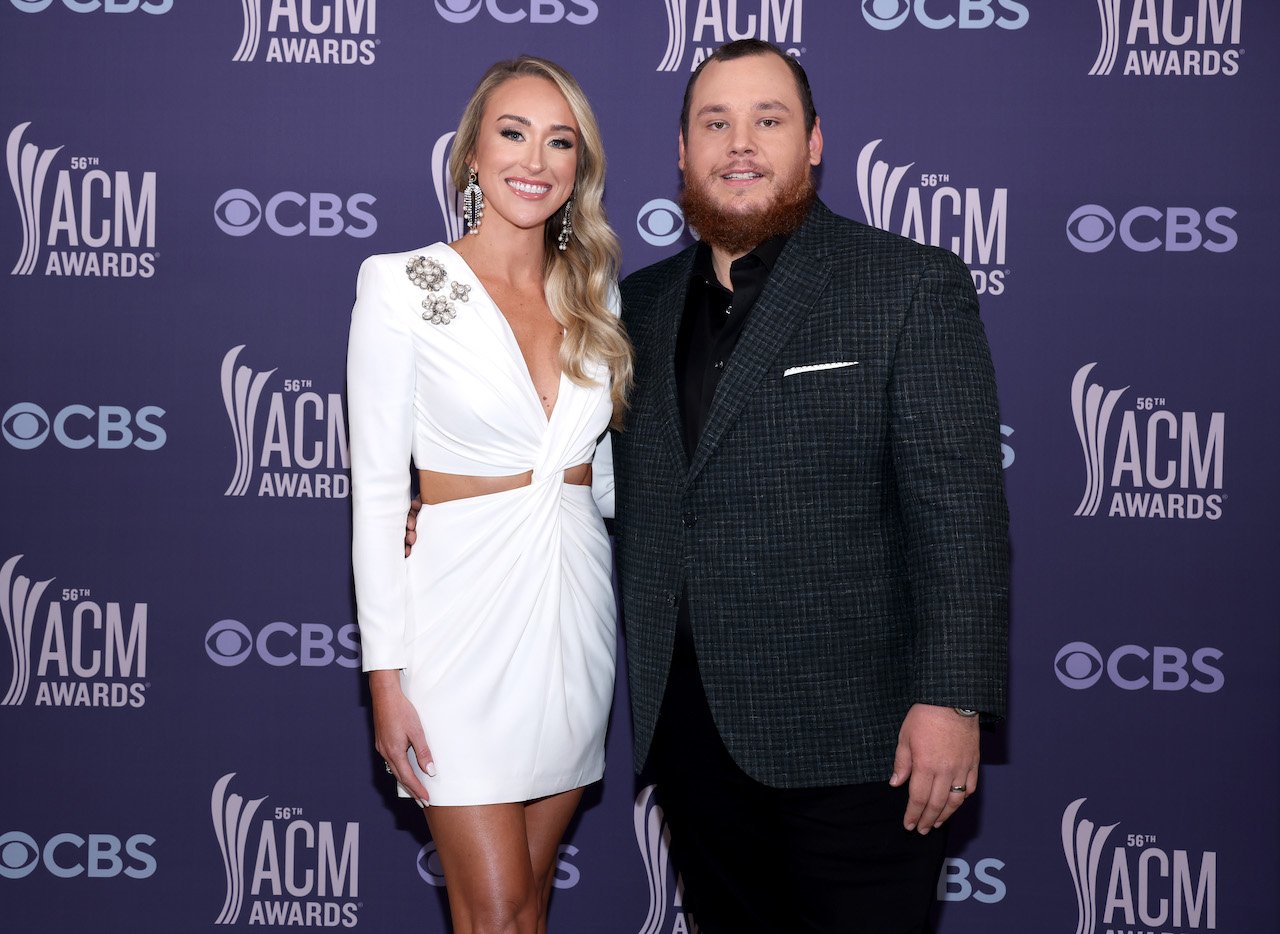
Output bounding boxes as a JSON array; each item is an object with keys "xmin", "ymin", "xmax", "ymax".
[
  {"xmin": 462, "ymin": 168, "xmax": 484, "ymax": 235},
  {"xmin": 557, "ymin": 197, "xmax": 574, "ymax": 251}
]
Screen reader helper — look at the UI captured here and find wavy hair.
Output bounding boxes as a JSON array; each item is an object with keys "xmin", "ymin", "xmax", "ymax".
[{"xmin": 449, "ymin": 57, "xmax": 632, "ymax": 426}]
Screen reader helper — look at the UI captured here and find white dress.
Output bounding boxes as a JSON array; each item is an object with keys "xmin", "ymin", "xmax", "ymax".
[{"xmin": 347, "ymin": 243, "xmax": 617, "ymax": 806}]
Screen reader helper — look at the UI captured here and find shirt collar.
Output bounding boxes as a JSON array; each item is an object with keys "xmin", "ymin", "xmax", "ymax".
[{"xmin": 692, "ymin": 234, "xmax": 790, "ymax": 289}]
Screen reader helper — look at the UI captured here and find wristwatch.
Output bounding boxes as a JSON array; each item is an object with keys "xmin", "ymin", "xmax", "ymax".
[{"xmin": 953, "ymin": 707, "xmax": 979, "ymax": 718}]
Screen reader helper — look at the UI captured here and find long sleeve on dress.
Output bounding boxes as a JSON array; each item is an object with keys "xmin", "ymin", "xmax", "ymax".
[{"xmin": 347, "ymin": 255, "xmax": 416, "ymax": 671}]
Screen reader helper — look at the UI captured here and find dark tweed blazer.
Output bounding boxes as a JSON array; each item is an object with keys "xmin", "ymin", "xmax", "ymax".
[{"xmin": 613, "ymin": 200, "xmax": 1009, "ymax": 788}]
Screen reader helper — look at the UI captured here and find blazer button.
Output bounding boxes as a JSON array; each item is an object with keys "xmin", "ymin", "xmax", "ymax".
[
  {"xmin": 666, "ymin": 592, "xmax": 678, "ymax": 607},
  {"xmin": 682, "ymin": 512, "xmax": 697, "ymax": 528}
]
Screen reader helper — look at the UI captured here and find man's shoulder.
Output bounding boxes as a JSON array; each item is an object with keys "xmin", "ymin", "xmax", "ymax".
[
  {"xmin": 620, "ymin": 246, "xmax": 697, "ymax": 299},
  {"xmin": 799, "ymin": 201, "xmax": 945, "ymax": 266}
]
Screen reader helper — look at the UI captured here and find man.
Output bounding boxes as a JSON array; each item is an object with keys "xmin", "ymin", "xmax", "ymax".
[{"xmin": 612, "ymin": 40, "xmax": 1009, "ymax": 933}]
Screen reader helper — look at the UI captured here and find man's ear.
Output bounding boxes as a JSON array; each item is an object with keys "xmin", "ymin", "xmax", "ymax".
[
  {"xmin": 808, "ymin": 116, "xmax": 824, "ymax": 167},
  {"xmin": 678, "ymin": 130, "xmax": 686, "ymax": 172}
]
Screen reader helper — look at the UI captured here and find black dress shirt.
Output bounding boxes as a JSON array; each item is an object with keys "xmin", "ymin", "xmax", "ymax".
[{"xmin": 674, "ymin": 235, "xmax": 788, "ymax": 457}]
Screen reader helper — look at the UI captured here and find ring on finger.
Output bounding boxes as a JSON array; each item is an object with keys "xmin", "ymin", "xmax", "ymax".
[
  {"xmin": 384, "ymin": 762, "xmax": 393, "ymax": 774},
  {"xmin": 949, "ymin": 785, "xmax": 967, "ymax": 794}
]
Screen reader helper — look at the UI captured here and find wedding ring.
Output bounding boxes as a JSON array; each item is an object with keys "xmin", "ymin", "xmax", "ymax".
[
  {"xmin": 384, "ymin": 762, "xmax": 393, "ymax": 774},
  {"xmin": 949, "ymin": 785, "xmax": 967, "ymax": 794}
]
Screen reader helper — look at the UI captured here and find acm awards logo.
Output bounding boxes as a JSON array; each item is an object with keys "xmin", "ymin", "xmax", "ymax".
[
  {"xmin": 1091, "ymin": 0, "xmax": 1242, "ymax": 77},
  {"xmin": 1071, "ymin": 362, "xmax": 1224, "ymax": 520},
  {"xmin": 856, "ymin": 139, "xmax": 1009, "ymax": 296},
  {"xmin": 221, "ymin": 345, "xmax": 349, "ymax": 499},
  {"xmin": 211, "ymin": 773, "xmax": 360, "ymax": 927},
  {"xmin": 0, "ymin": 554, "xmax": 149, "ymax": 709},
  {"xmin": 657, "ymin": 0, "xmax": 804, "ymax": 73},
  {"xmin": 7, "ymin": 122, "xmax": 157, "ymax": 278},
  {"xmin": 1062, "ymin": 798, "xmax": 1216, "ymax": 934},
  {"xmin": 634, "ymin": 785, "xmax": 699, "ymax": 934},
  {"xmin": 859, "ymin": 0, "xmax": 1028, "ymax": 30},
  {"xmin": 234, "ymin": 0, "xmax": 378, "ymax": 66},
  {"xmin": 433, "ymin": 0, "xmax": 598, "ymax": 25},
  {"xmin": 431, "ymin": 132, "xmax": 467, "ymax": 242}
]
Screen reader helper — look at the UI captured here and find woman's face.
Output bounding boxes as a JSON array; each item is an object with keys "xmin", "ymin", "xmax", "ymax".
[{"xmin": 469, "ymin": 75, "xmax": 580, "ymax": 236}]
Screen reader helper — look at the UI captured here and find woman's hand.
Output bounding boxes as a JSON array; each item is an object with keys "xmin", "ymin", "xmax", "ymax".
[{"xmin": 369, "ymin": 669, "xmax": 434, "ymax": 807}]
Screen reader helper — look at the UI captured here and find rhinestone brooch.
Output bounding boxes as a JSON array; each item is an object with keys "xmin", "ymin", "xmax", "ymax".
[
  {"xmin": 405, "ymin": 256, "xmax": 470, "ymax": 325},
  {"xmin": 406, "ymin": 255, "xmax": 448, "ymax": 292}
]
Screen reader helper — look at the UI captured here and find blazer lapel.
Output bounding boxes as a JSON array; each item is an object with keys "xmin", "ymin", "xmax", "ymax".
[
  {"xmin": 647, "ymin": 250, "xmax": 696, "ymax": 470},
  {"xmin": 686, "ymin": 205, "xmax": 836, "ymax": 485}
]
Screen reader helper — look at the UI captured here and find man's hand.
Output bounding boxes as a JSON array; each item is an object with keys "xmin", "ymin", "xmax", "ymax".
[
  {"xmin": 404, "ymin": 496, "xmax": 421, "ymax": 557},
  {"xmin": 369, "ymin": 669, "xmax": 434, "ymax": 807},
  {"xmin": 889, "ymin": 703, "xmax": 980, "ymax": 834}
]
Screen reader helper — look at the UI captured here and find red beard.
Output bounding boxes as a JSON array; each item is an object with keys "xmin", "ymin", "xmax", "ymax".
[{"xmin": 680, "ymin": 169, "xmax": 816, "ymax": 255}]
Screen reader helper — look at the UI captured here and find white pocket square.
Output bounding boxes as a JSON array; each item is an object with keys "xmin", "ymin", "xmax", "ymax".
[{"xmin": 783, "ymin": 361, "xmax": 859, "ymax": 377}]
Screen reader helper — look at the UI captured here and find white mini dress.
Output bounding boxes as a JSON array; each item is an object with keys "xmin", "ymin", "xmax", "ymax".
[{"xmin": 347, "ymin": 243, "xmax": 617, "ymax": 806}]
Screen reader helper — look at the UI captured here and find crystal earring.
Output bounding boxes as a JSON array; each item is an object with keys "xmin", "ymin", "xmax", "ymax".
[
  {"xmin": 462, "ymin": 168, "xmax": 484, "ymax": 235},
  {"xmin": 557, "ymin": 197, "xmax": 574, "ymax": 251}
]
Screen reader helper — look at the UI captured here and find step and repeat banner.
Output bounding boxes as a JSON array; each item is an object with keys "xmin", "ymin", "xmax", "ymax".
[{"xmin": 2, "ymin": 2, "xmax": 1276, "ymax": 932}]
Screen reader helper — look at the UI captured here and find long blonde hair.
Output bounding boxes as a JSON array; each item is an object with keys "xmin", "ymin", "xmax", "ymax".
[{"xmin": 450, "ymin": 57, "xmax": 632, "ymax": 426}]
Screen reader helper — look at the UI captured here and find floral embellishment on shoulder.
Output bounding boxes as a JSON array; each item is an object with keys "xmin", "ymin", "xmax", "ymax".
[
  {"xmin": 405, "ymin": 254, "xmax": 471, "ymax": 325},
  {"xmin": 406, "ymin": 254, "xmax": 448, "ymax": 291}
]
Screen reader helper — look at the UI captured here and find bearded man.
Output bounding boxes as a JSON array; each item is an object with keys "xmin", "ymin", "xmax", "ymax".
[{"xmin": 612, "ymin": 40, "xmax": 1010, "ymax": 933}]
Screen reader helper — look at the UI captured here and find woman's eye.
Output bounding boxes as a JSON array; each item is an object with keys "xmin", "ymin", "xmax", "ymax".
[
  {"xmin": 501, "ymin": 128, "xmax": 524, "ymax": 141},
  {"xmin": 549, "ymin": 138, "xmax": 574, "ymax": 150}
]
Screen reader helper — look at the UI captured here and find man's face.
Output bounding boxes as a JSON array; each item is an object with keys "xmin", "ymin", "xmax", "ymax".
[{"xmin": 678, "ymin": 54, "xmax": 822, "ymax": 226}]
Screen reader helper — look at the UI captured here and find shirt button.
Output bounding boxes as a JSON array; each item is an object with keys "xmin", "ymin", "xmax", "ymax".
[
  {"xmin": 725, "ymin": 304, "xmax": 733, "ymax": 315},
  {"xmin": 666, "ymin": 592, "xmax": 679, "ymax": 607},
  {"xmin": 713, "ymin": 360, "xmax": 725, "ymax": 370},
  {"xmin": 683, "ymin": 512, "xmax": 697, "ymax": 528}
]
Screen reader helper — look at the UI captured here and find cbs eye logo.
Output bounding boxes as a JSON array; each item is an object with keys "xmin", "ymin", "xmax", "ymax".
[
  {"xmin": 862, "ymin": 0, "xmax": 910, "ymax": 29},
  {"xmin": 636, "ymin": 198, "xmax": 687, "ymax": 247},
  {"xmin": 1055, "ymin": 641, "xmax": 1105, "ymax": 689},
  {"xmin": 1065, "ymin": 205, "xmax": 1116, "ymax": 253}
]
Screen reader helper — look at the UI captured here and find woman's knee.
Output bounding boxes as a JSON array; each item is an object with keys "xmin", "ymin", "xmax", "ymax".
[{"xmin": 466, "ymin": 890, "xmax": 538, "ymax": 933}]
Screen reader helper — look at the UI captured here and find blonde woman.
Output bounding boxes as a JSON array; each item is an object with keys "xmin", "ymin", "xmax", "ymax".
[{"xmin": 346, "ymin": 57, "xmax": 631, "ymax": 933}]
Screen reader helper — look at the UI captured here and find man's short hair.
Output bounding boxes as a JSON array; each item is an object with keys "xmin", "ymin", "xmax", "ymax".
[{"xmin": 679, "ymin": 39, "xmax": 818, "ymax": 139}]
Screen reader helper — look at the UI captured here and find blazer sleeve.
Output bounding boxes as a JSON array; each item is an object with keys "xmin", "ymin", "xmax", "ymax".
[
  {"xmin": 889, "ymin": 248, "xmax": 1010, "ymax": 717},
  {"xmin": 347, "ymin": 255, "xmax": 415, "ymax": 672}
]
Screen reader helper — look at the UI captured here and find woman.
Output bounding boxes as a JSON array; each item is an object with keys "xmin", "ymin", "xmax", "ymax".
[{"xmin": 346, "ymin": 57, "xmax": 630, "ymax": 933}]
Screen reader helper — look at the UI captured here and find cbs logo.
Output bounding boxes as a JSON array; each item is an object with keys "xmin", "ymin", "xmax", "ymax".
[
  {"xmin": 2, "ymin": 402, "xmax": 166, "ymax": 451},
  {"xmin": 433, "ymin": 0, "xmax": 598, "ymax": 24},
  {"xmin": 205, "ymin": 619, "xmax": 360, "ymax": 668},
  {"xmin": 636, "ymin": 198, "xmax": 689, "ymax": 247},
  {"xmin": 1054, "ymin": 641, "xmax": 1224, "ymax": 693},
  {"xmin": 9, "ymin": 0, "xmax": 170, "ymax": 11},
  {"xmin": 214, "ymin": 189, "xmax": 376, "ymax": 238},
  {"xmin": 1066, "ymin": 204, "xmax": 1236, "ymax": 254},
  {"xmin": 0, "ymin": 831, "xmax": 156, "ymax": 879},
  {"xmin": 861, "ymin": 0, "xmax": 1028, "ymax": 30},
  {"xmin": 937, "ymin": 857, "xmax": 1005, "ymax": 903}
]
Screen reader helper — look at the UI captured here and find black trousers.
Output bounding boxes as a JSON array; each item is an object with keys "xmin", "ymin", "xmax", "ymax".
[{"xmin": 646, "ymin": 622, "xmax": 947, "ymax": 934}]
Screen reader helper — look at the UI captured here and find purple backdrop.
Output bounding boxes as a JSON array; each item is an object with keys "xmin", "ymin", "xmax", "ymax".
[{"xmin": 2, "ymin": 2, "xmax": 1277, "ymax": 931}]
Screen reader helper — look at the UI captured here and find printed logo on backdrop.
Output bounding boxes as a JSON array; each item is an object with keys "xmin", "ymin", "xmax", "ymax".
[
  {"xmin": 2, "ymin": 401, "xmax": 165, "ymax": 451},
  {"xmin": 0, "ymin": 830, "xmax": 156, "ymax": 880},
  {"xmin": 1091, "ymin": 0, "xmax": 1242, "ymax": 77},
  {"xmin": 221, "ymin": 345, "xmax": 349, "ymax": 499},
  {"xmin": 7, "ymin": 122, "xmax": 157, "ymax": 278},
  {"xmin": 856, "ymin": 139, "xmax": 1009, "ymax": 296},
  {"xmin": 1063, "ymin": 798, "xmax": 1216, "ymax": 934},
  {"xmin": 1054, "ymin": 640, "xmax": 1223, "ymax": 693},
  {"xmin": 1066, "ymin": 204, "xmax": 1236, "ymax": 254},
  {"xmin": 7, "ymin": 0, "xmax": 171, "ymax": 12},
  {"xmin": 234, "ymin": 0, "xmax": 378, "ymax": 65},
  {"xmin": 859, "ymin": 0, "xmax": 1028, "ymax": 30},
  {"xmin": 211, "ymin": 773, "xmax": 360, "ymax": 926},
  {"xmin": 0, "ymin": 554, "xmax": 149, "ymax": 709},
  {"xmin": 205, "ymin": 618, "xmax": 360, "ymax": 669},
  {"xmin": 214, "ymin": 189, "xmax": 376, "ymax": 238},
  {"xmin": 657, "ymin": 0, "xmax": 805, "ymax": 73},
  {"xmin": 633, "ymin": 785, "xmax": 699, "ymax": 933},
  {"xmin": 1071, "ymin": 362, "xmax": 1224, "ymax": 520},
  {"xmin": 636, "ymin": 198, "xmax": 692, "ymax": 248},
  {"xmin": 432, "ymin": 132, "xmax": 466, "ymax": 242},
  {"xmin": 937, "ymin": 857, "xmax": 1006, "ymax": 903},
  {"xmin": 433, "ymin": 0, "xmax": 598, "ymax": 25}
]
